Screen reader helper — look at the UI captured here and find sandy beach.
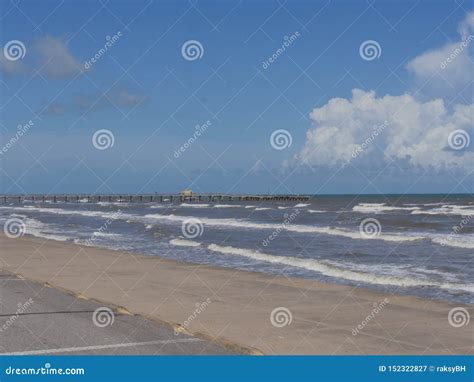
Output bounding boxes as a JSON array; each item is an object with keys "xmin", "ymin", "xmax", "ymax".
[{"xmin": 0, "ymin": 233, "xmax": 472, "ymax": 355}]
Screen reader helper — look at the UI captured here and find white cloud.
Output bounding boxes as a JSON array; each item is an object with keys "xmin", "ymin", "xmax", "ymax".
[
  {"xmin": 295, "ymin": 89, "xmax": 473, "ymax": 171},
  {"xmin": 36, "ymin": 36, "xmax": 83, "ymax": 79},
  {"xmin": 458, "ymin": 11, "xmax": 474, "ymax": 39},
  {"xmin": 406, "ymin": 12, "xmax": 474, "ymax": 95}
]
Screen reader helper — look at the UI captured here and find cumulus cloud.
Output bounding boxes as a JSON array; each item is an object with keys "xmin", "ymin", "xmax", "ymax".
[
  {"xmin": 406, "ymin": 12, "xmax": 473, "ymax": 96},
  {"xmin": 36, "ymin": 36, "xmax": 83, "ymax": 79},
  {"xmin": 295, "ymin": 89, "xmax": 473, "ymax": 171}
]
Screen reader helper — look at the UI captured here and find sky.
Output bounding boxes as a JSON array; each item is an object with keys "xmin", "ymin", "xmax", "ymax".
[{"xmin": 0, "ymin": 0, "xmax": 473, "ymax": 195}]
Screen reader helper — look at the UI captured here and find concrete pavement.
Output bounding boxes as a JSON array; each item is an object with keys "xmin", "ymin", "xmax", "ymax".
[{"xmin": 0, "ymin": 271, "xmax": 233, "ymax": 355}]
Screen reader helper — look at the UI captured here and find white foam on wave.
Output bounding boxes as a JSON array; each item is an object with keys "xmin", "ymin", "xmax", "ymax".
[
  {"xmin": 206, "ymin": 244, "xmax": 473, "ymax": 292},
  {"xmin": 179, "ymin": 203, "xmax": 211, "ymax": 208},
  {"xmin": 431, "ymin": 235, "xmax": 474, "ymax": 249},
  {"xmin": 0, "ymin": 206, "xmax": 134, "ymax": 220},
  {"xmin": 353, "ymin": 203, "xmax": 420, "ymax": 213},
  {"xmin": 255, "ymin": 207, "xmax": 271, "ymax": 211},
  {"xmin": 412, "ymin": 205, "xmax": 474, "ymax": 216},
  {"xmin": 277, "ymin": 206, "xmax": 290, "ymax": 210},
  {"xmin": 170, "ymin": 238, "xmax": 201, "ymax": 247},
  {"xmin": 294, "ymin": 203, "xmax": 310, "ymax": 208},
  {"xmin": 245, "ymin": 205, "xmax": 256, "ymax": 209},
  {"xmin": 143, "ymin": 213, "xmax": 423, "ymax": 243},
  {"xmin": 308, "ymin": 209, "xmax": 325, "ymax": 213},
  {"xmin": 21, "ymin": 217, "xmax": 72, "ymax": 242},
  {"xmin": 213, "ymin": 204, "xmax": 242, "ymax": 208}
]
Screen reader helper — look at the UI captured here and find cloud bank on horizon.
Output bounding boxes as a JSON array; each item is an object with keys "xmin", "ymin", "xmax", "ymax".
[{"xmin": 295, "ymin": 12, "xmax": 473, "ymax": 173}]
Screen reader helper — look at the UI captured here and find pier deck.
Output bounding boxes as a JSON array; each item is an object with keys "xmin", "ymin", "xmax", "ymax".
[{"xmin": 0, "ymin": 194, "xmax": 311, "ymax": 204}]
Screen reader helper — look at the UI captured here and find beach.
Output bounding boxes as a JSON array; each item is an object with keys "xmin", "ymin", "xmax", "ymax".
[{"xmin": 1, "ymin": 233, "xmax": 472, "ymax": 355}]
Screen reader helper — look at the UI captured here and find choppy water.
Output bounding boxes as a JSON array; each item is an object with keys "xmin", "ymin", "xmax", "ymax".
[{"xmin": 1, "ymin": 194, "xmax": 473, "ymax": 303}]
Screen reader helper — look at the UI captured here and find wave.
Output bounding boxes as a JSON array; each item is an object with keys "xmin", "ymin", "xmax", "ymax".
[
  {"xmin": 169, "ymin": 238, "xmax": 202, "ymax": 247},
  {"xmin": 143, "ymin": 213, "xmax": 423, "ymax": 243},
  {"xmin": 21, "ymin": 217, "xmax": 72, "ymax": 242},
  {"xmin": 213, "ymin": 204, "xmax": 242, "ymax": 208},
  {"xmin": 412, "ymin": 206, "xmax": 474, "ymax": 216},
  {"xmin": 179, "ymin": 203, "xmax": 210, "ymax": 208},
  {"xmin": 294, "ymin": 203, "xmax": 310, "ymax": 207},
  {"xmin": 255, "ymin": 207, "xmax": 271, "ymax": 211},
  {"xmin": 206, "ymin": 244, "xmax": 473, "ymax": 292},
  {"xmin": 308, "ymin": 209, "xmax": 325, "ymax": 213},
  {"xmin": 432, "ymin": 235, "xmax": 474, "ymax": 249},
  {"xmin": 353, "ymin": 203, "xmax": 420, "ymax": 214}
]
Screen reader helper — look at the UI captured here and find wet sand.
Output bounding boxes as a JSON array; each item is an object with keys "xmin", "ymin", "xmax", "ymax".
[{"xmin": 0, "ymin": 234, "xmax": 472, "ymax": 354}]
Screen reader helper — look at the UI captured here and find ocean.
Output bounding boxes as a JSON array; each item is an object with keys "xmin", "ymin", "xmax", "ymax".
[{"xmin": 1, "ymin": 194, "xmax": 473, "ymax": 303}]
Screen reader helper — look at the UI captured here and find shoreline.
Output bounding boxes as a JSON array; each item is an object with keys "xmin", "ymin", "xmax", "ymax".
[{"xmin": 0, "ymin": 233, "xmax": 472, "ymax": 354}]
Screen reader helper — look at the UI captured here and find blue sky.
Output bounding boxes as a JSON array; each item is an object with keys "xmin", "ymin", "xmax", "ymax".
[{"xmin": 0, "ymin": 0, "xmax": 473, "ymax": 194}]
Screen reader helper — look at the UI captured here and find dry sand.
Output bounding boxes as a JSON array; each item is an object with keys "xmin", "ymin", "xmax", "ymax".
[{"xmin": 0, "ymin": 234, "xmax": 472, "ymax": 354}]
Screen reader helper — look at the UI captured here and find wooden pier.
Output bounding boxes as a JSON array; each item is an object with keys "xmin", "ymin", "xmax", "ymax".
[{"xmin": 0, "ymin": 194, "xmax": 311, "ymax": 204}]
